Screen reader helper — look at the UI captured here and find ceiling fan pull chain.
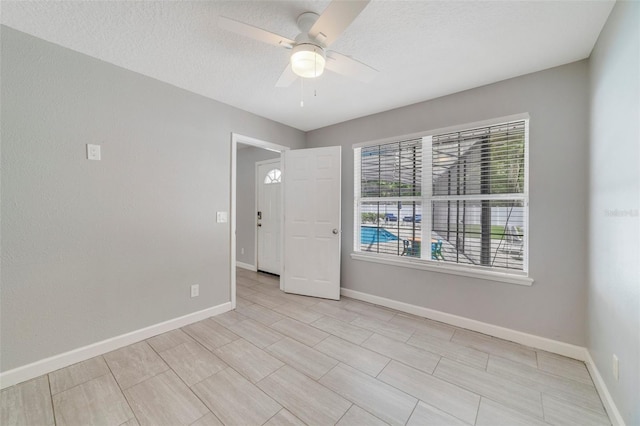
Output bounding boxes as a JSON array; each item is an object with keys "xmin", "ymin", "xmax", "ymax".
[
  {"xmin": 300, "ymin": 76, "xmax": 304, "ymax": 107},
  {"xmin": 314, "ymin": 47, "xmax": 318, "ymax": 98}
]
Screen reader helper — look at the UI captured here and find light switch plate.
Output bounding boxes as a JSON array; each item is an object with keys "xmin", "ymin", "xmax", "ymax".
[
  {"xmin": 216, "ymin": 212, "xmax": 228, "ymax": 223},
  {"xmin": 87, "ymin": 144, "xmax": 101, "ymax": 161}
]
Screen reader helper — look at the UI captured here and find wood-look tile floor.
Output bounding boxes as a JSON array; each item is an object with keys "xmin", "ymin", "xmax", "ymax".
[{"xmin": 1, "ymin": 269, "xmax": 611, "ymax": 426}]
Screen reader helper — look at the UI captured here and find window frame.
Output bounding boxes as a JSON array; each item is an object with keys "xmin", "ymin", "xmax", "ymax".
[{"xmin": 352, "ymin": 114, "xmax": 532, "ymax": 286}]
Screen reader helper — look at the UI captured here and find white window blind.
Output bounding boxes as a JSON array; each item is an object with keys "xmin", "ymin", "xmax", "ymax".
[
  {"xmin": 354, "ymin": 118, "xmax": 528, "ymax": 275},
  {"xmin": 355, "ymin": 139, "xmax": 423, "ymax": 257}
]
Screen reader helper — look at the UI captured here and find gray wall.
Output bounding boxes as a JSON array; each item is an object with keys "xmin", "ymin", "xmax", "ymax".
[
  {"xmin": 0, "ymin": 27, "xmax": 305, "ymax": 372},
  {"xmin": 307, "ymin": 60, "xmax": 590, "ymax": 345},
  {"xmin": 236, "ymin": 146, "xmax": 280, "ymax": 267},
  {"xmin": 588, "ymin": 2, "xmax": 640, "ymax": 424}
]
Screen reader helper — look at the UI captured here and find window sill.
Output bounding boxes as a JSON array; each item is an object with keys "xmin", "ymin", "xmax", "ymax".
[{"xmin": 350, "ymin": 252, "xmax": 534, "ymax": 286}]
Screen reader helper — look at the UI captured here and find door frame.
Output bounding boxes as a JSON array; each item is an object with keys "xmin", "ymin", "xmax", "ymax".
[
  {"xmin": 230, "ymin": 133, "xmax": 289, "ymax": 309},
  {"xmin": 255, "ymin": 158, "xmax": 282, "ymax": 275}
]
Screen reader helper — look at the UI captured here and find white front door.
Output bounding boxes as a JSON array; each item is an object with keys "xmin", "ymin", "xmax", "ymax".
[
  {"xmin": 283, "ymin": 146, "xmax": 341, "ymax": 300},
  {"xmin": 257, "ymin": 160, "xmax": 281, "ymax": 275}
]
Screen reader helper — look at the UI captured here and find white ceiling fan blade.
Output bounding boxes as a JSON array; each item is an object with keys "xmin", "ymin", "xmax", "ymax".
[
  {"xmin": 309, "ymin": 0, "xmax": 370, "ymax": 47},
  {"xmin": 218, "ymin": 16, "xmax": 294, "ymax": 49},
  {"xmin": 325, "ymin": 51, "xmax": 377, "ymax": 83},
  {"xmin": 275, "ymin": 64, "xmax": 298, "ymax": 88}
]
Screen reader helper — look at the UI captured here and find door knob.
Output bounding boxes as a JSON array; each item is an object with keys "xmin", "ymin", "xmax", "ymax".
[{"xmin": 332, "ymin": 229, "xmax": 339, "ymax": 235}]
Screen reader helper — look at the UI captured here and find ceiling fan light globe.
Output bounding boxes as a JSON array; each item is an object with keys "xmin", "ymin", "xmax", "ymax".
[{"xmin": 290, "ymin": 45, "xmax": 326, "ymax": 78}]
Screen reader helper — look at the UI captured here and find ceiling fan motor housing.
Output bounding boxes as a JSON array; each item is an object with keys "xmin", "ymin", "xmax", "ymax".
[
  {"xmin": 296, "ymin": 11, "xmax": 320, "ymax": 33},
  {"xmin": 291, "ymin": 12, "xmax": 326, "ymax": 80}
]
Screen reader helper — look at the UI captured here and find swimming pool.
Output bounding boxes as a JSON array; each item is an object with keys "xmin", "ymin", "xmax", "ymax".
[{"xmin": 360, "ymin": 226, "xmax": 399, "ymax": 244}]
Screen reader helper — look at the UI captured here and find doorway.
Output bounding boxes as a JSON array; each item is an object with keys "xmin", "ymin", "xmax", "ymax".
[
  {"xmin": 231, "ymin": 134, "xmax": 342, "ymax": 308},
  {"xmin": 231, "ymin": 134, "xmax": 289, "ymax": 309}
]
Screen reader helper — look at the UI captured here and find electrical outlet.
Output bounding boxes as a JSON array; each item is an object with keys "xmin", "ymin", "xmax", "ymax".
[
  {"xmin": 241, "ymin": 248, "xmax": 245, "ymax": 255},
  {"xmin": 87, "ymin": 144, "xmax": 101, "ymax": 161},
  {"xmin": 190, "ymin": 284, "xmax": 199, "ymax": 298},
  {"xmin": 613, "ymin": 354, "xmax": 619, "ymax": 381}
]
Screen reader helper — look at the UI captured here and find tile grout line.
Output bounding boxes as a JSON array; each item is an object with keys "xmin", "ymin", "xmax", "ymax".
[
  {"xmin": 432, "ymin": 357, "xmax": 546, "ymax": 417},
  {"xmin": 45, "ymin": 373, "xmax": 57, "ymax": 426},
  {"xmin": 373, "ymin": 356, "xmax": 493, "ymax": 426},
  {"xmin": 145, "ymin": 334, "xmax": 226, "ymax": 426},
  {"xmin": 404, "ymin": 333, "xmax": 491, "ymax": 370},
  {"xmin": 375, "ymin": 358, "xmax": 393, "ymax": 379},
  {"xmin": 315, "ymin": 362, "xmax": 407, "ymax": 426},
  {"xmin": 348, "ymin": 316, "xmax": 416, "ymax": 344},
  {"xmin": 323, "ymin": 361, "xmax": 419, "ymax": 426},
  {"xmin": 263, "ymin": 339, "xmax": 340, "ymax": 381},
  {"xmin": 48, "ymin": 371, "xmax": 113, "ymax": 399},
  {"xmin": 472, "ymin": 395, "xmax": 483, "ymax": 426},
  {"xmin": 403, "ymin": 399, "xmax": 420, "ymax": 426},
  {"xmin": 332, "ymin": 402, "xmax": 354, "ymax": 425},
  {"xmin": 102, "ymin": 353, "xmax": 143, "ymax": 426},
  {"xmin": 353, "ymin": 402, "xmax": 398, "ymax": 426},
  {"xmin": 486, "ymin": 352, "xmax": 601, "ymax": 391}
]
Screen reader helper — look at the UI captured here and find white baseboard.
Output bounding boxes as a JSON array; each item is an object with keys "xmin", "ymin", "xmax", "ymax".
[
  {"xmin": 341, "ymin": 288, "xmax": 587, "ymax": 360},
  {"xmin": 236, "ymin": 261, "xmax": 257, "ymax": 271},
  {"xmin": 584, "ymin": 351, "xmax": 626, "ymax": 426},
  {"xmin": 0, "ymin": 302, "xmax": 232, "ymax": 389}
]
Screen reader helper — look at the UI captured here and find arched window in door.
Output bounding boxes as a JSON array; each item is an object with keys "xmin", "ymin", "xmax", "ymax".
[{"xmin": 264, "ymin": 169, "xmax": 282, "ymax": 184}]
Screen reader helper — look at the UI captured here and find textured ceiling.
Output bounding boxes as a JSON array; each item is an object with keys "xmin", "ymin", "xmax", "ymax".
[{"xmin": 1, "ymin": 1, "xmax": 614, "ymax": 131}]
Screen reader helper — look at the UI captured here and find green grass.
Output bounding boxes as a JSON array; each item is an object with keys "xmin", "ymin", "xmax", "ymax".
[{"xmin": 435, "ymin": 224, "xmax": 520, "ymax": 240}]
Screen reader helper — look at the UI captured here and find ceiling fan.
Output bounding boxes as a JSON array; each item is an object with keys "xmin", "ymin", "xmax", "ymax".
[{"xmin": 218, "ymin": 0, "xmax": 377, "ymax": 87}]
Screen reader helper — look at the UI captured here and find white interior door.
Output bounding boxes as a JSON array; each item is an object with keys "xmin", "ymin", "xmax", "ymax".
[
  {"xmin": 257, "ymin": 160, "xmax": 281, "ymax": 275},
  {"xmin": 283, "ymin": 146, "xmax": 341, "ymax": 300}
]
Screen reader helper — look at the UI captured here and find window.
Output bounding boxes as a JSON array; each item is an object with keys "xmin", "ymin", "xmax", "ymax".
[
  {"xmin": 264, "ymin": 168, "xmax": 281, "ymax": 184},
  {"xmin": 354, "ymin": 117, "xmax": 528, "ymax": 276}
]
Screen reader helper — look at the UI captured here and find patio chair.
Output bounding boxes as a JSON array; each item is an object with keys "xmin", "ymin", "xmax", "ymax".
[
  {"xmin": 402, "ymin": 239, "xmax": 420, "ymax": 257},
  {"xmin": 506, "ymin": 225, "xmax": 524, "ymax": 259},
  {"xmin": 431, "ymin": 240, "xmax": 443, "ymax": 260}
]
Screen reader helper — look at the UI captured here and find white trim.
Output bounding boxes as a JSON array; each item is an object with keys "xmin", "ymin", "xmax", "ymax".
[
  {"xmin": 360, "ymin": 196, "xmax": 424, "ymax": 203},
  {"xmin": 234, "ymin": 134, "xmax": 288, "ymax": 153},
  {"xmin": 523, "ymin": 119, "xmax": 530, "ymax": 273},
  {"xmin": 236, "ymin": 261, "xmax": 257, "ymax": 271},
  {"xmin": 350, "ymin": 252, "xmax": 533, "ymax": 286},
  {"xmin": 418, "ymin": 194, "xmax": 527, "ymax": 202},
  {"xmin": 584, "ymin": 352, "xmax": 626, "ymax": 426},
  {"xmin": 0, "ymin": 302, "xmax": 232, "ymax": 389},
  {"xmin": 341, "ymin": 287, "xmax": 583, "ymax": 359},
  {"xmin": 422, "ymin": 136, "xmax": 432, "ymax": 259},
  {"xmin": 353, "ymin": 148, "xmax": 361, "ymax": 252},
  {"xmin": 231, "ymin": 135, "xmax": 237, "ymax": 309},
  {"xmin": 281, "ymin": 150, "xmax": 288, "ymax": 293},
  {"xmin": 230, "ymin": 133, "xmax": 288, "ymax": 305},
  {"xmin": 352, "ymin": 113, "xmax": 531, "ymax": 149}
]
